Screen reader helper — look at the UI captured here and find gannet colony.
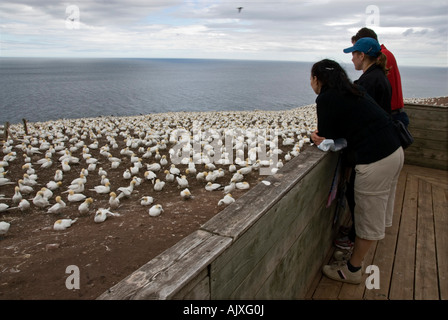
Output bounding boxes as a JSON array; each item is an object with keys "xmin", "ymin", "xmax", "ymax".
[{"xmin": 0, "ymin": 106, "xmax": 317, "ymax": 237}]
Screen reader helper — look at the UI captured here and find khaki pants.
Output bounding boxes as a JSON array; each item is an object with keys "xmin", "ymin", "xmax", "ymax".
[{"xmin": 354, "ymin": 147, "xmax": 404, "ymax": 240}]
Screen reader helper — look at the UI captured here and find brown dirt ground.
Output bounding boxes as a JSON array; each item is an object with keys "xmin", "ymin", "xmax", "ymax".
[
  {"xmin": 0, "ymin": 122, "xmax": 298, "ymax": 300},
  {"xmin": 0, "ymin": 96, "xmax": 445, "ymax": 300}
]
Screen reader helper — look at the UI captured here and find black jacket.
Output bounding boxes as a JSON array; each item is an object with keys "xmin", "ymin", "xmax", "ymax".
[
  {"xmin": 355, "ymin": 64, "xmax": 392, "ymax": 114},
  {"xmin": 316, "ymin": 85, "xmax": 400, "ymax": 165}
]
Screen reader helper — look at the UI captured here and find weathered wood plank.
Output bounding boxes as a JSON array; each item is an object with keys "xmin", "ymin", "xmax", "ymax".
[
  {"xmin": 207, "ymin": 150, "xmax": 339, "ymax": 299},
  {"xmin": 389, "ymin": 173, "xmax": 417, "ymax": 300},
  {"xmin": 202, "ymin": 147, "xmax": 326, "ymax": 239},
  {"xmin": 363, "ymin": 167, "xmax": 406, "ymax": 300},
  {"xmin": 97, "ymin": 230, "xmax": 232, "ymax": 300},
  {"xmin": 433, "ymin": 187, "xmax": 448, "ymax": 300},
  {"xmin": 415, "ymin": 179, "xmax": 439, "ymax": 300}
]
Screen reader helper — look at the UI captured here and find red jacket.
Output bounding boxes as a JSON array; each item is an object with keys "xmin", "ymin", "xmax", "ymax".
[{"xmin": 381, "ymin": 44, "xmax": 404, "ymax": 110}]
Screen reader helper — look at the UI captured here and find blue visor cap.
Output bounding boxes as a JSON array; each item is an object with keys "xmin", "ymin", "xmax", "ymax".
[{"xmin": 343, "ymin": 37, "xmax": 381, "ymax": 57}]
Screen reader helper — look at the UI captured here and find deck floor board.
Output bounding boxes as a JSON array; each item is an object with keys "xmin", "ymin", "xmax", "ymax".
[{"xmin": 306, "ymin": 164, "xmax": 448, "ymax": 300}]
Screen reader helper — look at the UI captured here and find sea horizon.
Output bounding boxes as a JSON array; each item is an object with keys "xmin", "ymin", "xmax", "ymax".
[{"xmin": 1, "ymin": 57, "xmax": 447, "ymax": 125}]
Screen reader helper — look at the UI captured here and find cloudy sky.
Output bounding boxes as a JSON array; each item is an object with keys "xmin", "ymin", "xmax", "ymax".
[{"xmin": 1, "ymin": 0, "xmax": 447, "ymax": 66}]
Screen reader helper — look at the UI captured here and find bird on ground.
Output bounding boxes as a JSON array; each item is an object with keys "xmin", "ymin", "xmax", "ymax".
[
  {"xmin": 116, "ymin": 179, "xmax": 137, "ymax": 200},
  {"xmin": 32, "ymin": 191, "xmax": 51, "ymax": 208},
  {"xmin": 122, "ymin": 169, "xmax": 132, "ymax": 179},
  {"xmin": 46, "ymin": 180, "xmax": 62, "ymax": 191},
  {"xmin": 46, "ymin": 196, "xmax": 66, "ymax": 214},
  {"xmin": 89, "ymin": 182, "xmax": 111, "ymax": 194},
  {"xmin": 12, "ymin": 186, "xmax": 22, "ymax": 204},
  {"xmin": 18, "ymin": 199, "xmax": 31, "ymax": 212},
  {"xmin": 64, "ymin": 181, "xmax": 85, "ymax": 194},
  {"xmin": 0, "ymin": 174, "xmax": 15, "ymax": 186},
  {"xmin": 67, "ymin": 190, "xmax": 86, "ymax": 202},
  {"xmin": 164, "ymin": 170, "xmax": 175, "ymax": 182},
  {"xmin": 231, "ymin": 171, "xmax": 244, "ymax": 183},
  {"xmin": 153, "ymin": 179, "xmax": 165, "ymax": 192},
  {"xmin": 236, "ymin": 182, "xmax": 250, "ymax": 190},
  {"xmin": 78, "ymin": 197, "xmax": 93, "ymax": 215},
  {"xmin": 53, "ymin": 218, "xmax": 78, "ymax": 231},
  {"xmin": 94, "ymin": 208, "xmax": 120, "ymax": 223},
  {"xmin": 223, "ymin": 182, "xmax": 236, "ymax": 194},
  {"xmin": 176, "ymin": 175, "xmax": 189, "ymax": 188},
  {"xmin": 140, "ymin": 196, "xmax": 154, "ymax": 206},
  {"xmin": 54, "ymin": 169, "xmax": 63, "ymax": 182},
  {"xmin": 149, "ymin": 204, "xmax": 164, "ymax": 217},
  {"xmin": 144, "ymin": 170, "xmax": 157, "ymax": 183},
  {"xmin": 169, "ymin": 164, "xmax": 181, "ymax": 176},
  {"xmin": 205, "ymin": 182, "xmax": 222, "ymax": 191},
  {"xmin": 0, "ymin": 221, "xmax": 11, "ymax": 237},
  {"xmin": 180, "ymin": 188, "xmax": 193, "ymax": 200},
  {"xmin": 146, "ymin": 163, "xmax": 161, "ymax": 172},
  {"xmin": 108, "ymin": 192, "xmax": 120, "ymax": 209},
  {"xmin": 218, "ymin": 193, "xmax": 235, "ymax": 206},
  {"xmin": 0, "ymin": 203, "xmax": 10, "ymax": 213}
]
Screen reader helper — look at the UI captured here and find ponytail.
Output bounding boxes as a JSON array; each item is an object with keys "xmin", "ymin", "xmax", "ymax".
[{"xmin": 376, "ymin": 52, "xmax": 389, "ymax": 75}]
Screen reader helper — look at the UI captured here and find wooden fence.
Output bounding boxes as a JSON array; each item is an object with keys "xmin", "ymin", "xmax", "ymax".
[
  {"xmin": 98, "ymin": 147, "xmax": 348, "ymax": 299},
  {"xmin": 404, "ymin": 103, "xmax": 448, "ymax": 170}
]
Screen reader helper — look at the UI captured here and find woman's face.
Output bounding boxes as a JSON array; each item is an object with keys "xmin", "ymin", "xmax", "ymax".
[
  {"xmin": 351, "ymin": 51, "xmax": 364, "ymax": 71},
  {"xmin": 310, "ymin": 74, "xmax": 320, "ymax": 94}
]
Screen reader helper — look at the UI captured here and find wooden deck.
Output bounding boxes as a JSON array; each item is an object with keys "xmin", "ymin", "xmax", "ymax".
[{"xmin": 305, "ymin": 164, "xmax": 448, "ymax": 300}]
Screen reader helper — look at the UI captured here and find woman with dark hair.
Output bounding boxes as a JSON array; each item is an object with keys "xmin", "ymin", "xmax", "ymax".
[{"xmin": 310, "ymin": 59, "xmax": 404, "ymax": 284}]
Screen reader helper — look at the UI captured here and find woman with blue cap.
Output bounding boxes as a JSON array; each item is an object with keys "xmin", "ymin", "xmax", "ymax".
[{"xmin": 343, "ymin": 37, "xmax": 392, "ymax": 114}]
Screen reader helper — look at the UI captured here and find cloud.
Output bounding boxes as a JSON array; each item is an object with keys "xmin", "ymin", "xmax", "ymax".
[{"xmin": 0, "ymin": 0, "xmax": 447, "ymax": 66}]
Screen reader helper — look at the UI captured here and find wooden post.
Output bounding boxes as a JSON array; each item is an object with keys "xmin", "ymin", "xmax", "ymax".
[
  {"xmin": 22, "ymin": 118, "xmax": 28, "ymax": 135},
  {"xmin": 5, "ymin": 122, "xmax": 9, "ymax": 140}
]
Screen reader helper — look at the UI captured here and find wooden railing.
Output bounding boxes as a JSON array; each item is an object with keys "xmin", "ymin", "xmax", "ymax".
[{"xmin": 404, "ymin": 103, "xmax": 448, "ymax": 171}]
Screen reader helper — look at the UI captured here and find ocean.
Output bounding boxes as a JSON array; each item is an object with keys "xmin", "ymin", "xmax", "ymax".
[{"xmin": 1, "ymin": 57, "xmax": 447, "ymax": 125}]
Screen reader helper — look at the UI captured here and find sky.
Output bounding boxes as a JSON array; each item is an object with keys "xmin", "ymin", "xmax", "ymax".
[{"xmin": 0, "ymin": 0, "xmax": 447, "ymax": 67}]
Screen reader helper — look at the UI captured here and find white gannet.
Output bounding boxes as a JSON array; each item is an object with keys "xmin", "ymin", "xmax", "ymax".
[
  {"xmin": 116, "ymin": 179, "xmax": 137, "ymax": 200},
  {"xmin": 32, "ymin": 191, "xmax": 51, "ymax": 208},
  {"xmin": 149, "ymin": 204, "xmax": 164, "ymax": 217},
  {"xmin": 53, "ymin": 218, "xmax": 78, "ymax": 231},
  {"xmin": 12, "ymin": 186, "xmax": 22, "ymax": 204},
  {"xmin": 205, "ymin": 182, "xmax": 222, "ymax": 191},
  {"xmin": 89, "ymin": 182, "xmax": 111, "ymax": 194},
  {"xmin": 94, "ymin": 208, "xmax": 120, "ymax": 223},
  {"xmin": 144, "ymin": 170, "xmax": 157, "ymax": 184},
  {"xmin": 0, "ymin": 221, "xmax": 11, "ymax": 236},
  {"xmin": 236, "ymin": 181, "xmax": 250, "ymax": 190},
  {"xmin": 46, "ymin": 196, "xmax": 66, "ymax": 214},
  {"xmin": 140, "ymin": 196, "xmax": 154, "ymax": 206},
  {"xmin": 176, "ymin": 175, "xmax": 189, "ymax": 188},
  {"xmin": 67, "ymin": 190, "xmax": 86, "ymax": 202},
  {"xmin": 218, "ymin": 193, "xmax": 235, "ymax": 206},
  {"xmin": 46, "ymin": 180, "xmax": 62, "ymax": 191},
  {"xmin": 78, "ymin": 197, "xmax": 93, "ymax": 215},
  {"xmin": 153, "ymin": 179, "xmax": 165, "ymax": 192},
  {"xmin": 18, "ymin": 199, "xmax": 31, "ymax": 212},
  {"xmin": 108, "ymin": 192, "xmax": 120, "ymax": 209},
  {"xmin": 180, "ymin": 188, "xmax": 193, "ymax": 200}
]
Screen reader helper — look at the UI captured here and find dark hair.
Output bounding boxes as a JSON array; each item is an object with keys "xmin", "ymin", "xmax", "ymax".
[
  {"xmin": 353, "ymin": 27, "xmax": 378, "ymax": 42},
  {"xmin": 311, "ymin": 59, "xmax": 363, "ymax": 97}
]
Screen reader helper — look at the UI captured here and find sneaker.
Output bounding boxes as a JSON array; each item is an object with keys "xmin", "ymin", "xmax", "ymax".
[
  {"xmin": 322, "ymin": 261, "xmax": 362, "ymax": 284},
  {"xmin": 334, "ymin": 235, "xmax": 354, "ymax": 250}
]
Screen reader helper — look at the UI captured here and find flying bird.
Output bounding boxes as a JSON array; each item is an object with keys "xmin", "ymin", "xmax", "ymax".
[{"xmin": 237, "ymin": 7, "xmax": 243, "ymax": 13}]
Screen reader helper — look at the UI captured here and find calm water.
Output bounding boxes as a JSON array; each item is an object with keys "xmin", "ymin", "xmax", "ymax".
[{"xmin": 1, "ymin": 58, "xmax": 447, "ymax": 124}]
